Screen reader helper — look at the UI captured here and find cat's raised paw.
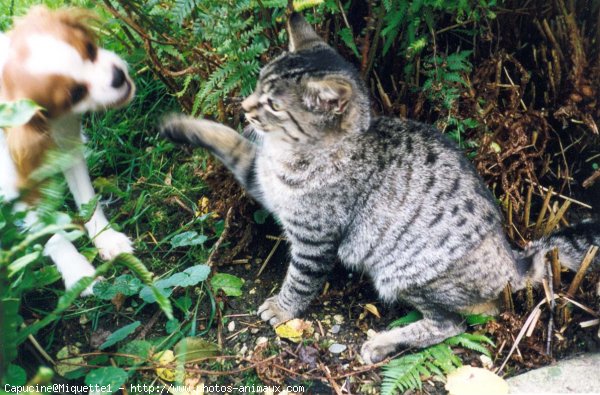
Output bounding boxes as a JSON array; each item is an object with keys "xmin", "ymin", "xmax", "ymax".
[
  {"xmin": 257, "ymin": 295, "xmax": 294, "ymax": 326},
  {"xmin": 159, "ymin": 114, "xmax": 195, "ymax": 144},
  {"xmin": 360, "ymin": 335, "xmax": 396, "ymax": 365}
]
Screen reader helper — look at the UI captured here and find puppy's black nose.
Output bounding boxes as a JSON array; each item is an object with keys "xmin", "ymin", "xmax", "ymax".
[{"xmin": 111, "ymin": 65, "xmax": 127, "ymax": 88}]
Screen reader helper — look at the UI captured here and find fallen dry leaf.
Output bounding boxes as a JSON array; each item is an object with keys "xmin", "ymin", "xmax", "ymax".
[
  {"xmin": 154, "ymin": 349, "xmax": 177, "ymax": 382},
  {"xmin": 275, "ymin": 319, "xmax": 314, "ymax": 343},
  {"xmin": 364, "ymin": 303, "xmax": 381, "ymax": 318}
]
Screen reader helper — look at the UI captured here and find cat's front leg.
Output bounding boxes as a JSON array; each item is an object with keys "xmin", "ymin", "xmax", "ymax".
[
  {"xmin": 160, "ymin": 115, "xmax": 258, "ymax": 196},
  {"xmin": 258, "ymin": 239, "xmax": 336, "ymax": 325}
]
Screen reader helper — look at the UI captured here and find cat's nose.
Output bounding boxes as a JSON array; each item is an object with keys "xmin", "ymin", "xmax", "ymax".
[{"xmin": 242, "ymin": 94, "xmax": 259, "ymax": 112}]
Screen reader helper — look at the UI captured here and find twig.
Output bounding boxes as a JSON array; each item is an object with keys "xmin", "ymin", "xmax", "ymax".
[
  {"xmin": 551, "ymin": 248, "xmax": 562, "ymax": 289},
  {"xmin": 567, "ymin": 246, "xmax": 599, "ymax": 297},
  {"xmin": 207, "ymin": 207, "xmax": 234, "ymax": 267},
  {"xmin": 28, "ymin": 335, "xmax": 55, "ymax": 366},
  {"xmin": 526, "ymin": 179, "xmax": 592, "ymax": 209},
  {"xmin": 543, "ymin": 200, "xmax": 571, "ymax": 235},
  {"xmin": 256, "ymin": 237, "xmax": 282, "ymax": 278},
  {"xmin": 534, "ymin": 187, "xmax": 553, "ymax": 237},
  {"xmin": 319, "ymin": 362, "xmax": 343, "ymax": 395},
  {"xmin": 135, "ymin": 309, "xmax": 162, "ymax": 340},
  {"xmin": 583, "ymin": 169, "xmax": 600, "ymax": 188},
  {"xmin": 498, "ymin": 296, "xmax": 558, "ymax": 373}
]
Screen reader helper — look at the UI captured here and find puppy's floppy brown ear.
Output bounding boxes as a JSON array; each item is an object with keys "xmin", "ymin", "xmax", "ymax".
[{"xmin": 5, "ymin": 114, "xmax": 54, "ymax": 201}]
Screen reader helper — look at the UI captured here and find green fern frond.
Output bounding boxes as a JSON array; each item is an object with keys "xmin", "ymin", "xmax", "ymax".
[
  {"xmin": 172, "ymin": 0, "xmax": 201, "ymax": 25},
  {"xmin": 444, "ymin": 333, "xmax": 494, "ymax": 357},
  {"xmin": 382, "ymin": 329, "xmax": 494, "ymax": 394},
  {"xmin": 381, "ymin": 352, "xmax": 428, "ymax": 395}
]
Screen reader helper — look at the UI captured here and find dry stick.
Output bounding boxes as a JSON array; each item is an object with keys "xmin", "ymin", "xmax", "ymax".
[
  {"xmin": 544, "ymin": 200, "xmax": 571, "ymax": 235},
  {"xmin": 136, "ymin": 309, "xmax": 163, "ymax": 340},
  {"xmin": 551, "ymin": 248, "xmax": 562, "ymax": 289},
  {"xmin": 28, "ymin": 335, "xmax": 55, "ymax": 366},
  {"xmin": 508, "ymin": 199, "xmax": 514, "ymax": 239},
  {"xmin": 526, "ymin": 179, "xmax": 592, "ymax": 209},
  {"xmin": 583, "ymin": 169, "xmax": 600, "ymax": 189},
  {"xmin": 545, "ymin": 265, "xmax": 556, "ymax": 355},
  {"xmin": 503, "ymin": 283, "xmax": 514, "ymax": 313},
  {"xmin": 207, "ymin": 207, "xmax": 234, "ymax": 267},
  {"xmin": 524, "ymin": 184, "xmax": 533, "ymax": 228},
  {"xmin": 498, "ymin": 296, "xmax": 558, "ymax": 374},
  {"xmin": 534, "ymin": 187, "xmax": 553, "ymax": 237},
  {"xmin": 319, "ymin": 362, "xmax": 343, "ymax": 395},
  {"xmin": 567, "ymin": 246, "xmax": 599, "ymax": 297},
  {"xmin": 256, "ymin": 237, "xmax": 282, "ymax": 278},
  {"xmin": 579, "ymin": 319, "xmax": 600, "ymax": 328},
  {"xmin": 503, "ymin": 66, "xmax": 527, "ymax": 111},
  {"xmin": 560, "ymin": 294, "xmax": 599, "ymax": 317}
]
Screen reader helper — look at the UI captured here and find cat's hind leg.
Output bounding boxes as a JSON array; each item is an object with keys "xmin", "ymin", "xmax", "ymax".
[{"xmin": 360, "ymin": 309, "xmax": 465, "ymax": 364}]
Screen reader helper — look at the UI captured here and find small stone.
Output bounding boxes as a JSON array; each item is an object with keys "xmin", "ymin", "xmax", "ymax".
[
  {"xmin": 239, "ymin": 344, "xmax": 248, "ymax": 356},
  {"xmin": 227, "ymin": 321, "xmax": 236, "ymax": 332},
  {"xmin": 329, "ymin": 343, "xmax": 347, "ymax": 354},
  {"xmin": 480, "ymin": 355, "xmax": 494, "ymax": 370},
  {"xmin": 366, "ymin": 329, "xmax": 377, "ymax": 339},
  {"xmin": 330, "ymin": 324, "xmax": 341, "ymax": 334},
  {"xmin": 333, "ymin": 314, "xmax": 344, "ymax": 325},
  {"xmin": 249, "ymin": 288, "xmax": 257, "ymax": 295},
  {"xmin": 251, "ymin": 328, "xmax": 260, "ymax": 334},
  {"xmin": 256, "ymin": 337, "xmax": 268, "ymax": 346}
]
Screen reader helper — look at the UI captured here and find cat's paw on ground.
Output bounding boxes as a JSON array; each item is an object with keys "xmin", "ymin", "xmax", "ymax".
[
  {"xmin": 360, "ymin": 334, "xmax": 396, "ymax": 365},
  {"xmin": 257, "ymin": 295, "xmax": 294, "ymax": 326}
]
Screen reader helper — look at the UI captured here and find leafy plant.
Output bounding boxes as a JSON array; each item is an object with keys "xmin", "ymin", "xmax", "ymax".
[
  {"xmin": 382, "ymin": 310, "xmax": 495, "ymax": 394},
  {"xmin": 381, "ymin": 333, "xmax": 495, "ymax": 395}
]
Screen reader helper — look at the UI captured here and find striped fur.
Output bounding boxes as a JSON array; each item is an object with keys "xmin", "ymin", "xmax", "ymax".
[{"xmin": 160, "ymin": 13, "xmax": 600, "ymax": 364}]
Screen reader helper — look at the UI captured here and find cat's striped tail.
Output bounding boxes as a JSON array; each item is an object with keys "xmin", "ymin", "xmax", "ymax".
[{"xmin": 514, "ymin": 221, "xmax": 600, "ymax": 288}]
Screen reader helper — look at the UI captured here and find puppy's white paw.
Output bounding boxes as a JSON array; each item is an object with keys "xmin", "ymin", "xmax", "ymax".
[
  {"xmin": 360, "ymin": 335, "xmax": 396, "ymax": 365},
  {"xmin": 257, "ymin": 295, "xmax": 294, "ymax": 326},
  {"xmin": 94, "ymin": 228, "xmax": 133, "ymax": 261},
  {"xmin": 61, "ymin": 254, "xmax": 98, "ymax": 297}
]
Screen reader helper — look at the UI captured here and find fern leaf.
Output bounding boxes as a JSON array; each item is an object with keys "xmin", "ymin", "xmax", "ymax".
[{"xmin": 381, "ymin": 352, "xmax": 428, "ymax": 395}]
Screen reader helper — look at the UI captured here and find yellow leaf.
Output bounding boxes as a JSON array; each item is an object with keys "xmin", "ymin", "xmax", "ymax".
[
  {"xmin": 445, "ymin": 366, "xmax": 509, "ymax": 395},
  {"xmin": 195, "ymin": 196, "xmax": 218, "ymax": 218},
  {"xmin": 364, "ymin": 303, "xmax": 381, "ymax": 318},
  {"xmin": 275, "ymin": 318, "xmax": 313, "ymax": 343},
  {"xmin": 154, "ymin": 350, "xmax": 177, "ymax": 382},
  {"xmin": 55, "ymin": 345, "xmax": 84, "ymax": 377}
]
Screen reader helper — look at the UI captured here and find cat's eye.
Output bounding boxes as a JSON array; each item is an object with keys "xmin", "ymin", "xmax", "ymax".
[{"xmin": 268, "ymin": 98, "xmax": 283, "ymax": 112}]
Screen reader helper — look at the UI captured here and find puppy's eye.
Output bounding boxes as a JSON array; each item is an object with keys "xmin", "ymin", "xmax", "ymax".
[
  {"xmin": 85, "ymin": 42, "xmax": 97, "ymax": 61},
  {"xmin": 70, "ymin": 84, "xmax": 88, "ymax": 104},
  {"xmin": 267, "ymin": 98, "xmax": 283, "ymax": 112}
]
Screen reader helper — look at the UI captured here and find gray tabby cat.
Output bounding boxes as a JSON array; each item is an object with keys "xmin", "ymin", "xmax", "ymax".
[{"xmin": 160, "ymin": 13, "xmax": 600, "ymax": 364}]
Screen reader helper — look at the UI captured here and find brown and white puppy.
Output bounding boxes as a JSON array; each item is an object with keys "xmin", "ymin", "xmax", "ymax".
[{"xmin": 0, "ymin": 6, "xmax": 135, "ymax": 294}]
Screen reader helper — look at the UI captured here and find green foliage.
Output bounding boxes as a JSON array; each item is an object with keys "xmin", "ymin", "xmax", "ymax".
[
  {"xmin": 211, "ymin": 273, "xmax": 244, "ymax": 297},
  {"xmin": 0, "ymin": 100, "xmax": 41, "ymax": 128},
  {"xmin": 84, "ymin": 366, "xmax": 128, "ymax": 391},
  {"xmin": 100, "ymin": 321, "xmax": 141, "ymax": 350},
  {"xmin": 388, "ymin": 310, "xmax": 423, "ymax": 328},
  {"xmin": 381, "ymin": 332, "xmax": 494, "ymax": 395}
]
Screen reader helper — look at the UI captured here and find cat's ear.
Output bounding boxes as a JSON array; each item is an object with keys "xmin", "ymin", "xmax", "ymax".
[
  {"xmin": 305, "ymin": 77, "xmax": 353, "ymax": 114},
  {"xmin": 287, "ymin": 12, "xmax": 323, "ymax": 52}
]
